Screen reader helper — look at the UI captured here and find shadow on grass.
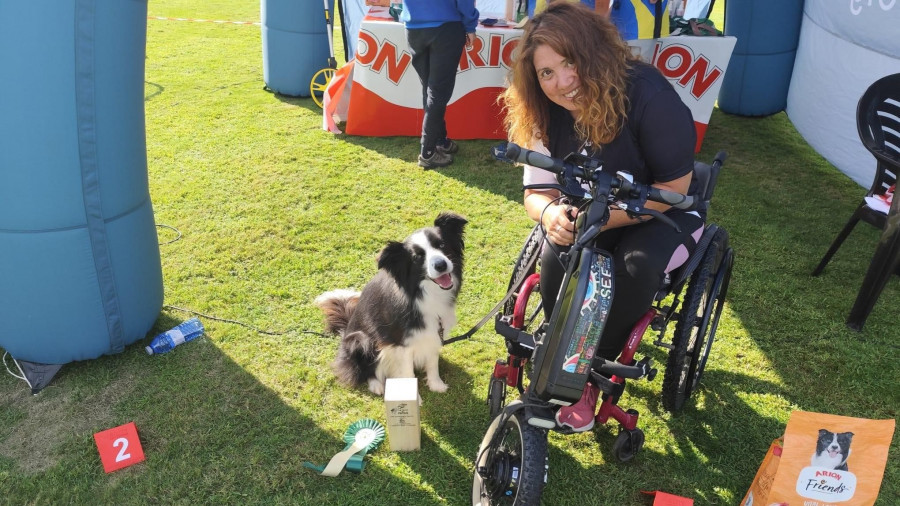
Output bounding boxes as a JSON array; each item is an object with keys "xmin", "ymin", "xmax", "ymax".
[
  {"xmin": 689, "ymin": 109, "xmax": 899, "ymax": 496},
  {"xmin": 268, "ymin": 88, "xmax": 323, "ymax": 115},
  {"xmin": 700, "ymin": 108, "xmax": 899, "ymax": 392},
  {"xmin": 392, "ymin": 354, "xmax": 791, "ymax": 504},
  {"xmin": 0, "ymin": 311, "xmax": 468, "ymax": 505},
  {"xmin": 145, "ymin": 81, "xmax": 164, "ymax": 101}
]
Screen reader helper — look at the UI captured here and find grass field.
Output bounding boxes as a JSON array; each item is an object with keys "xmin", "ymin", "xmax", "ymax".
[{"xmin": 1, "ymin": 1, "xmax": 897, "ymax": 504}]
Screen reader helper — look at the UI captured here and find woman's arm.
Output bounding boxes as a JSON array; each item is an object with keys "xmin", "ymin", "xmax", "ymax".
[
  {"xmin": 602, "ymin": 171, "xmax": 693, "ymax": 230},
  {"xmin": 524, "ymin": 188, "xmax": 577, "ymax": 245}
]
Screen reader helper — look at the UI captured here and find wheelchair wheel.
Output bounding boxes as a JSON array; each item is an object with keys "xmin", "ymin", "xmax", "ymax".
[
  {"xmin": 473, "ymin": 408, "xmax": 548, "ymax": 505},
  {"xmin": 501, "ymin": 224, "xmax": 544, "ymax": 332},
  {"xmin": 662, "ymin": 227, "xmax": 732, "ymax": 412}
]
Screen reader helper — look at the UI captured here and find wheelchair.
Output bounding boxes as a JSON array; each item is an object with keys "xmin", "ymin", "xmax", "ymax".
[{"xmin": 473, "ymin": 145, "xmax": 733, "ymax": 505}]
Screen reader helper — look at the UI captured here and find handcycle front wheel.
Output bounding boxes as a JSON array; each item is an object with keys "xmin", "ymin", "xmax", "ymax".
[
  {"xmin": 501, "ymin": 223, "xmax": 544, "ymax": 327},
  {"xmin": 662, "ymin": 226, "xmax": 732, "ymax": 412},
  {"xmin": 487, "ymin": 377, "xmax": 507, "ymax": 420},
  {"xmin": 473, "ymin": 407, "xmax": 548, "ymax": 506},
  {"xmin": 486, "ymin": 224, "xmax": 544, "ymax": 418}
]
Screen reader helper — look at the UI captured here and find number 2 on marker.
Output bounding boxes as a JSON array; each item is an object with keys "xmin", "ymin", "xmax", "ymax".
[{"xmin": 113, "ymin": 437, "xmax": 131, "ymax": 462}]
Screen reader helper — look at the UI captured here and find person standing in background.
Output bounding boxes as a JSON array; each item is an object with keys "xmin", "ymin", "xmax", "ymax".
[{"xmin": 400, "ymin": 0, "xmax": 479, "ymax": 169}]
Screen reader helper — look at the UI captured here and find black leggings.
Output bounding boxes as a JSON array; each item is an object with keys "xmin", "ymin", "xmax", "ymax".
[{"xmin": 540, "ymin": 212, "xmax": 705, "ymax": 361}]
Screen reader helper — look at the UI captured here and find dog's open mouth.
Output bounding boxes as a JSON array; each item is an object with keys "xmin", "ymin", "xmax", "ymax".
[
  {"xmin": 828, "ymin": 450, "xmax": 841, "ymax": 458},
  {"xmin": 433, "ymin": 273, "xmax": 454, "ymax": 290}
]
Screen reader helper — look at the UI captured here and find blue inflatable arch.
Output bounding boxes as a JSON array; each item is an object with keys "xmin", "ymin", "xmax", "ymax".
[
  {"xmin": 261, "ymin": 0, "xmax": 335, "ymax": 97},
  {"xmin": 0, "ymin": 1, "xmax": 163, "ymax": 375}
]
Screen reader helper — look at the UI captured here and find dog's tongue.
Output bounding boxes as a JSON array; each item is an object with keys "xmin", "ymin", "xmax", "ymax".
[
  {"xmin": 829, "ymin": 450, "xmax": 840, "ymax": 458},
  {"xmin": 434, "ymin": 273, "xmax": 453, "ymax": 289}
]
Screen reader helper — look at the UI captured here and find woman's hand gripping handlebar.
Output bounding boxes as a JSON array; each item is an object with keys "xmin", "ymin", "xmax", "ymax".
[{"xmin": 505, "ymin": 142, "xmax": 698, "ymax": 233}]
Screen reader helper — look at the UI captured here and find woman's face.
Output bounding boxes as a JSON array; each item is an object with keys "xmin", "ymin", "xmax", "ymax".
[{"xmin": 533, "ymin": 44, "xmax": 579, "ymax": 113}]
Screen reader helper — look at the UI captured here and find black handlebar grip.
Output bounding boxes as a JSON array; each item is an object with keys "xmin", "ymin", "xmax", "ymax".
[
  {"xmin": 504, "ymin": 142, "xmax": 565, "ymax": 174},
  {"xmin": 706, "ymin": 150, "xmax": 727, "ymax": 201},
  {"xmin": 504, "ymin": 142, "xmax": 521, "ymax": 161},
  {"xmin": 651, "ymin": 187, "xmax": 696, "ymax": 210}
]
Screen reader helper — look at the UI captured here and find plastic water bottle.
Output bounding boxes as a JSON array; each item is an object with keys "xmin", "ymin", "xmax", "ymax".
[{"xmin": 145, "ymin": 318, "xmax": 205, "ymax": 355}]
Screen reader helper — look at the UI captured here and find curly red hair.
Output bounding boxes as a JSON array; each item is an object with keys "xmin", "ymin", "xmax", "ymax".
[{"xmin": 501, "ymin": 2, "xmax": 640, "ymax": 148}]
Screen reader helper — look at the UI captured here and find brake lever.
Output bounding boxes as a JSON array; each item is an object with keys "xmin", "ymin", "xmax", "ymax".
[
  {"xmin": 522, "ymin": 184, "xmax": 591, "ymax": 201},
  {"xmin": 641, "ymin": 208, "xmax": 681, "ymax": 233},
  {"xmin": 614, "ymin": 201, "xmax": 682, "ymax": 233}
]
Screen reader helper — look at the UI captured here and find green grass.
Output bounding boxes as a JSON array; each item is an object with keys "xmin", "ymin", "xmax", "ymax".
[{"xmin": 1, "ymin": 1, "xmax": 897, "ymax": 504}]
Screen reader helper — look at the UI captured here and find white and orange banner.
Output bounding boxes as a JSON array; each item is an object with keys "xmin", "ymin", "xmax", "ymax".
[
  {"xmin": 328, "ymin": 7, "xmax": 735, "ymax": 151},
  {"xmin": 343, "ymin": 7, "xmax": 519, "ymax": 139},
  {"xmin": 629, "ymin": 35, "xmax": 736, "ymax": 152}
]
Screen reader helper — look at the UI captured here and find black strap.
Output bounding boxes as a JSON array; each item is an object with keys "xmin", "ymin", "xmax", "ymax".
[
  {"xmin": 336, "ymin": 0, "xmax": 349, "ymax": 62},
  {"xmin": 442, "ymin": 248, "xmax": 540, "ymax": 345},
  {"xmin": 653, "ymin": 0, "xmax": 663, "ymax": 39},
  {"xmin": 706, "ymin": 0, "xmax": 717, "ymax": 20}
]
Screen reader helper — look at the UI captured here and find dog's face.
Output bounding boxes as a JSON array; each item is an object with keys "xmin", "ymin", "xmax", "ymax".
[
  {"xmin": 813, "ymin": 429, "xmax": 853, "ymax": 468},
  {"xmin": 377, "ymin": 212, "xmax": 467, "ymax": 291}
]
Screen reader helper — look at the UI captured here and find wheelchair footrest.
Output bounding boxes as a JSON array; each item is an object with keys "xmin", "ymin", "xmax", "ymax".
[
  {"xmin": 594, "ymin": 356, "xmax": 654, "ymax": 380},
  {"xmin": 494, "ymin": 318, "xmax": 536, "ymax": 349},
  {"xmin": 591, "ymin": 371, "xmax": 625, "ymax": 399}
]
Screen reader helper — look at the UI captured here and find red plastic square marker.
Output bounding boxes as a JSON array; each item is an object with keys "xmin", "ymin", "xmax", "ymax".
[
  {"xmin": 94, "ymin": 422, "xmax": 145, "ymax": 473},
  {"xmin": 641, "ymin": 490, "xmax": 694, "ymax": 506}
]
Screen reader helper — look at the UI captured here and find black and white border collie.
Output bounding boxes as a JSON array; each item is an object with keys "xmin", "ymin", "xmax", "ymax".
[
  {"xmin": 811, "ymin": 429, "xmax": 853, "ymax": 471},
  {"xmin": 315, "ymin": 212, "xmax": 467, "ymax": 395}
]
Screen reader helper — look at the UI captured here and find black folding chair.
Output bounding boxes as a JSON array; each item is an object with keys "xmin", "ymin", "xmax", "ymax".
[{"xmin": 812, "ymin": 73, "xmax": 900, "ymax": 330}]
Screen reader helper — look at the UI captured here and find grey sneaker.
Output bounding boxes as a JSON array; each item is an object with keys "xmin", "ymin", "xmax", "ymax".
[
  {"xmin": 436, "ymin": 138, "xmax": 459, "ymax": 154},
  {"xmin": 418, "ymin": 150, "xmax": 453, "ymax": 169}
]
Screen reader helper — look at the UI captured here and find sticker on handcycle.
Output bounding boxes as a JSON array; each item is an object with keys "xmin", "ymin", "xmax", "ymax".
[{"xmin": 562, "ymin": 253, "xmax": 613, "ymax": 374}]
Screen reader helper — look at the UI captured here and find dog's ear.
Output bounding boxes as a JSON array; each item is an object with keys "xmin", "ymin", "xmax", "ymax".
[
  {"xmin": 818, "ymin": 429, "xmax": 828, "ymax": 438},
  {"xmin": 434, "ymin": 212, "xmax": 468, "ymax": 236},
  {"xmin": 377, "ymin": 241, "xmax": 411, "ymax": 280}
]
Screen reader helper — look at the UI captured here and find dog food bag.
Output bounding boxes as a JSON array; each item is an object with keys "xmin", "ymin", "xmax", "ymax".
[
  {"xmin": 743, "ymin": 410, "xmax": 895, "ymax": 506},
  {"xmin": 742, "ymin": 439, "xmax": 783, "ymax": 506}
]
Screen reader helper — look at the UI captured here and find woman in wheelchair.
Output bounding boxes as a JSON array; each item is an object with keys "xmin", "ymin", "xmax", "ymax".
[{"xmin": 502, "ymin": 2, "xmax": 706, "ymax": 432}]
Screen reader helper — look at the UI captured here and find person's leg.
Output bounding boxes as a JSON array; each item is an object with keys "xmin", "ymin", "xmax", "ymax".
[
  {"xmin": 594, "ymin": 212, "xmax": 705, "ymax": 360},
  {"xmin": 557, "ymin": 212, "xmax": 702, "ymax": 432},
  {"xmin": 539, "ymin": 240, "xmax": 568, "ymax": 320},
  {"xmin": 406, "ymin": 27, "xmax": 431, "ymax": 110},
  {"xmin": 420, "ymin": 22, "xmax": 464, "ymax": 157}
]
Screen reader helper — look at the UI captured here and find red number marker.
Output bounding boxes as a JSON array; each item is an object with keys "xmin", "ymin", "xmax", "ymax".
[{"xmin": 94, "ymin": 422, "xmax": 145, "ymax": 473}]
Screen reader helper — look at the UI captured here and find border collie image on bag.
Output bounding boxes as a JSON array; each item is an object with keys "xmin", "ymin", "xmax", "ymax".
[{"xmin": 811, "ymin": 429, "xmax": 853, "ymax": 471}]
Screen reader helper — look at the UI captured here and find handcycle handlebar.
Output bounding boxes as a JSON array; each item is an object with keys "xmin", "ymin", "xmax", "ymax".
[
  {"xmin": 505, "ymin": 142, "xmax": 698, "ymax": 211},
  {"xmin": 505, "ymin": 142, "xmax": 571, "ymax": 176}
]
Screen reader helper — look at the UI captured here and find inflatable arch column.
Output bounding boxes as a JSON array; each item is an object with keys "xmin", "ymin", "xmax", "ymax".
[
  {"xmin": 0, "ymin": 0, "xmax": 163, "ymax": 391},
  {"xmin": 261, "ymin": 0, "xmax": 335, "ymax": 97},
  {"xmin": 717, "ymin": 0, "xmax": 804, "ymax": 116}
]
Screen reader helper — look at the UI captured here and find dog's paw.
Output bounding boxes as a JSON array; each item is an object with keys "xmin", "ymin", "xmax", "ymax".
[
  {"xmin": 368, "ymin": 378, "xmax": 385, "ymax": 396},
  {"xmin": 427, "ymin": 379, "xmax": 449, "ymax": 393}
]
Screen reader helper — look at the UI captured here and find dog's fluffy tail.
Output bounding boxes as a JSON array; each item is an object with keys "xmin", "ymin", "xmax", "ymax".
[
  {"xmin": 331, "ymin": 330, "xmax": 377, "ymax": 387},
  {"xmin": 314, "ymin": 289, "xmax": 361, "ymax": 335}
]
